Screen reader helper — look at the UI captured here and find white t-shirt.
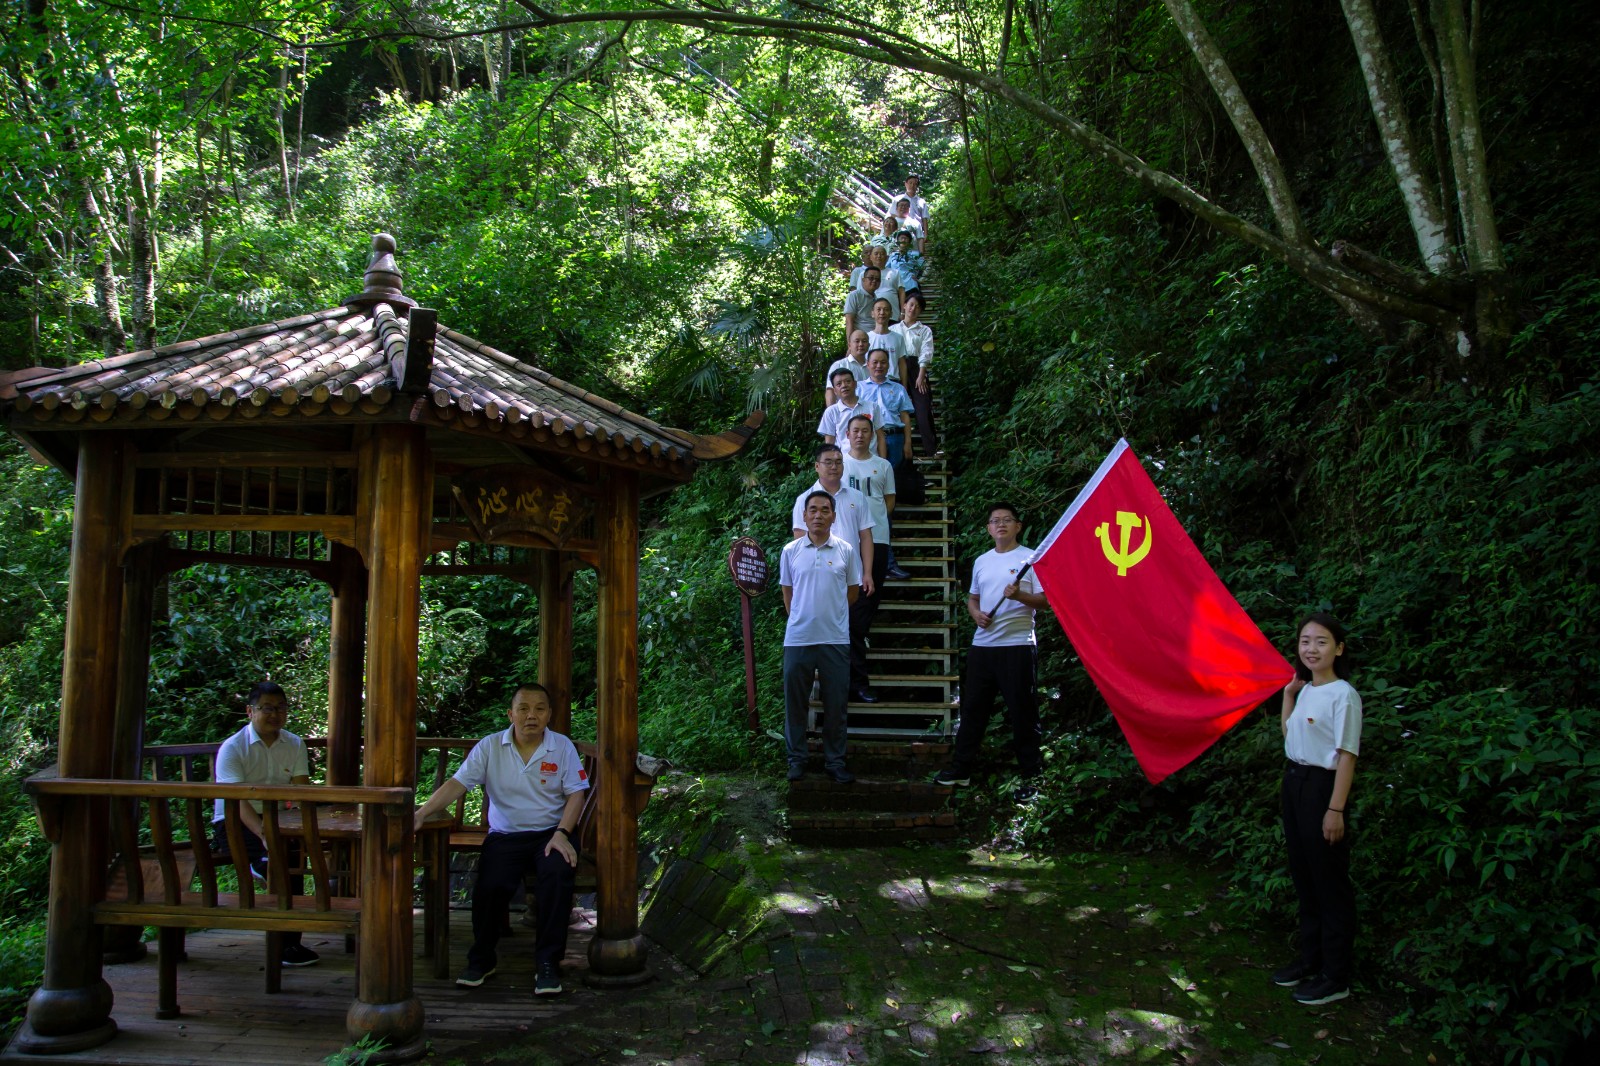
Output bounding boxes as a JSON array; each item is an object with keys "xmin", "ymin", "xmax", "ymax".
[
  {"xmin": 817, "ymin": 397, "xmax": 889, "ymax": 442},
  {"xmin": 1284, "ymin": 680, "xmax": 1363, "ymax": 770},
  {"xmin": 791, "ymin": 481, "xmax": 874, "ymax": 563},
  {"xmin": 452, "ymin": 727, "xmax": 589, "ymax": 835},
  {"xmin": 824, "ymin": 356, "xmax": 868, "ymax": 390},
  {"xmin": 902, "ymin": 192, "xmax": 929, "ymax": 224},
  {"xmin": 892, "ymin": 320, "xmax": 934, "ymax": 368},
  {"xmin": 863, "ymin": 329, "xmax": 907, "ymax": 378},
  {"xmin": 214, "ymin": 723, "xmax": 310, "ymax": 821},
  {"xmin": 843, "ymin": 452, "xmax": 895, "ymax": 545},
  {"xmin": 886, "ymin": 214, "xmax": 924, "ymax": 241},
  {"xmin": 780, "ymin": 534, "xmax": 860, "ymax": 647},
  {"xmin": 970, "ymin": 546, "xmax": 1043, "ymax": 647}
]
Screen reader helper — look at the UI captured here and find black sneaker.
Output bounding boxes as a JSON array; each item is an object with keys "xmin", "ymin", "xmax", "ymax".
[
  {"xmin": 826, "ymin": 767, "xmax": 856, "ymax": 784},
  {"xmin": 455, "ymin": 964, "xmax": 496, "ymax": 988},
  {"xmin": 1292, "ymin": 975, "xmax": 1350, "ymax": 1005},
  {"xmin": 534, "ymin": 961, "xmax": 563, "ymax": 996},
  {"xmin": 934, "ymin": 768, "xmax": 970, "ymax": 787},
  {"xmin": 281, "ymin": 943, "xmax": 320, "ymax": 967},
  {"xmin": 1012, "ymin": 783, "xmax": 1040, "ymax": 804},
  {"xmin": 787, "ymin": 763, "xmax": 805, "ymax": 782},
  {"xmin": 886, "ymin": 564, "xmax": 911, "ymax": 580},
  {"xmin": 1271, "ymin": 959, "xmax": 1318, "ymax": 987}
]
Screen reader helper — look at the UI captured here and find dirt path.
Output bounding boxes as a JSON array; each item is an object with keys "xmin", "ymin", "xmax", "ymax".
[{"xmin": 441, "ymin": 837, "xmax": 1444, "ymax": 1066}]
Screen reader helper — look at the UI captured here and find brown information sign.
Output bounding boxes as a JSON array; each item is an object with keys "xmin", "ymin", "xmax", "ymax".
[
  {"xmin": 727, "ymin": 536, "xmax": 769, "ymax": 596},
  {"xmin": 452, "ymin": 465, "xmax": 595, "ymax": 546}
]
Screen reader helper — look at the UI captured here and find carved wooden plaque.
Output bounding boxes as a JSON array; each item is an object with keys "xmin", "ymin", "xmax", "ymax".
[{"xmin": 452, "ymin": 465, "xmax": 595, "ymax": 546}]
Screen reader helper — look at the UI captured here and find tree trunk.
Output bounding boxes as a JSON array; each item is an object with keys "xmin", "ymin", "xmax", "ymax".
[
  {"xmin": 196, "ymin": 124, "xmax": 212, "ymax": 263},
  {"xmin": 757, "ymin": 51, "xmax": 790, "ymax": 196},
  {"xmin": 274, "ymin": 54, "xmax": 294, "ymax": 218},
  {"xmin": 481, "ymin": 35, "xmax": 497, "ymax": 98},
  {"xmin": 1429, "ymin": 0, "xmax": 1499, "ymax": 273},
  {"xmin": 1341, "ymin": 0, "xmax": 1456, "ymax": 274},
  {"xmin": 1162, "ymin": 0, "xmax": 1308, "ymax": 246}
]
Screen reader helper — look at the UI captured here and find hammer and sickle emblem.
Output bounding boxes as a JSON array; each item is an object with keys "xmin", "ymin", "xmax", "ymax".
[{"xmin": 1095, "ymin": 510, "xmax": 1153, "ymax": 576}]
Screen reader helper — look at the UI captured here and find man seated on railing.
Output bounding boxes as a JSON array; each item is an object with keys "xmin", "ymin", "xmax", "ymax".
[
  {"xmin": 213, "ymin": 680, "xmax": 320, "ymax": 967},
  {"xmin": 412, "ymin": 683, "xmax": 587, "ymax": 996}
]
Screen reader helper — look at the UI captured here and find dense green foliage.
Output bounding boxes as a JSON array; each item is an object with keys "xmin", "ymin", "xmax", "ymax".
[{"xmin": 2, "ymin": 0, "xmax": 1598, "ymax": 1060}]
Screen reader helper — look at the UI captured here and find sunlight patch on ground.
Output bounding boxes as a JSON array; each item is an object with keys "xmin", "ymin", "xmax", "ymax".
[
  {"xmin": 875, "ymin": 878, "xmax": 930, "ymax": 909},
  {"xmin": 924, "ymin": 996, "xmax": 976, "ymax": 1028},
  {"xmin": 769, "ymin": 889, "xmax": 826, "ymax": 915},
  {"xmin": 1127, "ymin": 901, "xmax": 1162, "ymax": 926}
]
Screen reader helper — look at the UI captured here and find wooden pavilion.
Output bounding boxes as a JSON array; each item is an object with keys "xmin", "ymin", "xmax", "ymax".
[{"xmin": 0, "ymin": 235, "xmax": 760, "ymax": 1061}]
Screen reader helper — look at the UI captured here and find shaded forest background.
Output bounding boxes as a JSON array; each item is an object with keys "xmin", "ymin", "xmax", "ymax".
[{"xmin": 1, "ymin": 1, "xmax": 1597, "ymax": 1061}]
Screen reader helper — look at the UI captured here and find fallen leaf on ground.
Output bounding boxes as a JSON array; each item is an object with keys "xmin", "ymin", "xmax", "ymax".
[{"xmin": 1314, "ymin": 1029, "xmax": 1329, "ymax": 1040}]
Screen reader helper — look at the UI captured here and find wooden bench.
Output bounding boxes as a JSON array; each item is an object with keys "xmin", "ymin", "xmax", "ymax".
[{"xmin": 24, "ymin": 774, "xmax": 411, "ymax": 1019}]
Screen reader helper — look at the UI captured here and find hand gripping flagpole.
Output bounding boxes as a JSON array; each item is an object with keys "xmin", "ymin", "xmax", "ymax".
[{"xmin": 982, "ymin": 562, "xmax": 1033, "ymax": 619}]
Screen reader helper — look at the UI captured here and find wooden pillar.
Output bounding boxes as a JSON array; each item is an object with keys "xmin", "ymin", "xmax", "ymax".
[
  {"xmin": 538, "ymin": 550, "xmax": 574, "ymax": 737},
  {"xmin": 587, "ymin": 470, "xmax": 648, "ymax": 983},
  {"xmin": 345, "ymin": 424, "xmax": 427, "ymax": 1062},
  {"xmin": 20, "ymin": 435, "xmax": 124, "ymax": 1053},
  {"xmin": 326, "ymin": 542, "xmax": 368, "ymax": 787},
  {"xmin": 103, "ymin": 540, "xmax": 160, "ymax": 965}
]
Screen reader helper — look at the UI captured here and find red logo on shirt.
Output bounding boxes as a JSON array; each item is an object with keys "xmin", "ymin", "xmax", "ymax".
[
  {"xmin": 577, "ymin": 769, "xmax": 588, "ymax": 781},
  {"xmin": 540, "ymin": 761, "xmax": 558, "ymax": 773}
]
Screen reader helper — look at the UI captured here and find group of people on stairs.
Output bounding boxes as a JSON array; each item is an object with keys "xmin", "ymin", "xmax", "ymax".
[
  {"xmin": 778, "ymin": 174, "xmax": 937, "ymax": 786},
  {"xmin": 776, "ymin": 173, "xmax": 1043, "ymax": 799}
]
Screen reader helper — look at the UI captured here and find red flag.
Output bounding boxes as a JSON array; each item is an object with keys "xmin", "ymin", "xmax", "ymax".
[{"xmin": 1029, "ymin": 439, "xmax": 1292, "ymax": 783}]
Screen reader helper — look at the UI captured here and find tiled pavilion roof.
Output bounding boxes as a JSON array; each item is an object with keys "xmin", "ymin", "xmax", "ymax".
[{"xmin": 0, "ymin": 234, "xmax": 760, "ymax": 480}]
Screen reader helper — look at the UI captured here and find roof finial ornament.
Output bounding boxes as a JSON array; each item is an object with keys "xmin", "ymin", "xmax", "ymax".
[{"xmin": 344, "ymin": 231, "xmax": 418, "ymax": 310}]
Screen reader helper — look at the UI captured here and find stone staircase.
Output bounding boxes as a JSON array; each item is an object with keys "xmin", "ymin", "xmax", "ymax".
[{"xmin": 787, "ymin": 266, "xmax": 962, "ymax": 845}]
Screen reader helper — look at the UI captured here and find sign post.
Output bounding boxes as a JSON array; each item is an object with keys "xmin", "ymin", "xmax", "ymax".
[{"xmin": 726, "ymin": 537, "xmax": 770, "ymax": 736}]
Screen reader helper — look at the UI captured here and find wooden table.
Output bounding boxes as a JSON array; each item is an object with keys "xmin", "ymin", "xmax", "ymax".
[{"xmin": 279, "ymin": 803, "xmax": 455, "ymax": 978}]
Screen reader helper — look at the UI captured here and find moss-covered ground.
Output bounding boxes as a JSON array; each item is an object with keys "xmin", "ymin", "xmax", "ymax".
[{"xmin": 436, "ymin": 776, "xmax": 1446, "ymax": 1065}]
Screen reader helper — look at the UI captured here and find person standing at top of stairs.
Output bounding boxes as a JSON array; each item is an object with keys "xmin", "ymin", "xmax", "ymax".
[{"xmin": 935, "ymin": 503, "xmax": 1050, "ymax": 800}]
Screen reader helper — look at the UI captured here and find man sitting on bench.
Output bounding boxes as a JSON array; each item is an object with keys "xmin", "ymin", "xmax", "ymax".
[
  {"xmin": 413, "ymin": 683, "xmax": 588, "ymax": 995},
  {"xmin": 213, "ymin": 680, "xmax": 320, "ymax": 967}
]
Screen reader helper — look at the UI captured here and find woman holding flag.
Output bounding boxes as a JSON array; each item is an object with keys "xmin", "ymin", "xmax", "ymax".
[{"xmin": 1273, "ymin": 612, "xmax": 1362, "ymax": 1006}]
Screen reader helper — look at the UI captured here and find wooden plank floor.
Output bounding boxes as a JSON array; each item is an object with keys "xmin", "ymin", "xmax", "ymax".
[{"xmin": 1, "ymin": 905, "xmax": 629, "ymax": 1065}]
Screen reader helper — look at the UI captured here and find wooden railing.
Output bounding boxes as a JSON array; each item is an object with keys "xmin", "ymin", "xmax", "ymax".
[{"xmin": 24, "ymin": 774, "xmax": 411, "ymax": 1018}]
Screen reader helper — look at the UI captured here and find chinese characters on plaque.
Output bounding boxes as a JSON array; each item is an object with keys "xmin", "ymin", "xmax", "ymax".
[{"xmin": 452, "ymin": 465, "xmax": 596, "ymax": 546}]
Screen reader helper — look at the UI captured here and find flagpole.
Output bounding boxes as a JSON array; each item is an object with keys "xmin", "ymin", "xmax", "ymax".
[{"xmin": 982, "ymin": 562, "xmax": 1033, "ymax": 618}]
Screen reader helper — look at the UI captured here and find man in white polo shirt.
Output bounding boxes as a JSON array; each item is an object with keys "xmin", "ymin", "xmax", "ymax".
[
  {"xmin": 792, "ymin": 442, "xmax": 876, "ymax": 689},
  {"xmin": 413, "ymin": 683, "xmax": 588, "ymax": 995},
  {"xmin": 213, "ymin": 681, "xmax": 320, "ymax": 968},
  {"xmin": 782, "ymin": 490, "xmax": 862, "ymax": 784}
]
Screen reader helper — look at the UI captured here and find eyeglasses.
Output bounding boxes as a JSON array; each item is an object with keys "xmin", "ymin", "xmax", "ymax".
[{"xmin": 988, "ymin": 517, "xmax": 1018, "ymax": 526}]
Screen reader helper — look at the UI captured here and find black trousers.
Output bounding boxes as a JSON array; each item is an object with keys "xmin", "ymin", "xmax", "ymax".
[
  {"xmin": 951, "ymin": 644, "xmax": 1042, "ymax": 775},
  {"xmin": 1281, "ymin": 762, "xmax": 1356, "ymax": 983},
  {"xmin": 901, "ymin": 356, "xmax": 939, "ymax": 455},
  {"xmin": 212, "ymin": 825, "xmax": 302, "ymax": 947},
  {"xmin": 849, "ymin": 549, "xmax": 890, "ymax": 690},
  {"xmin": 469, "ymin": 829, "xmax": 578, "ymax": 970}
]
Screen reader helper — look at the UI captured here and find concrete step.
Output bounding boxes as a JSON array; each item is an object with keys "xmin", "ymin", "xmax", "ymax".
[
  {"xmin": 802, "ymin": 738, "xmax": 951, "ymax": 778},
  {"xmin": 785, "ymin": 777, "xmax": 953, "ymax": 812},
  {"xmin": 787, "ymin": 810, "xmax": 959, "ymax": 846},
  {"xmin": 866, "ymin": 647, "xmax": 958, "ymax": 663}
]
